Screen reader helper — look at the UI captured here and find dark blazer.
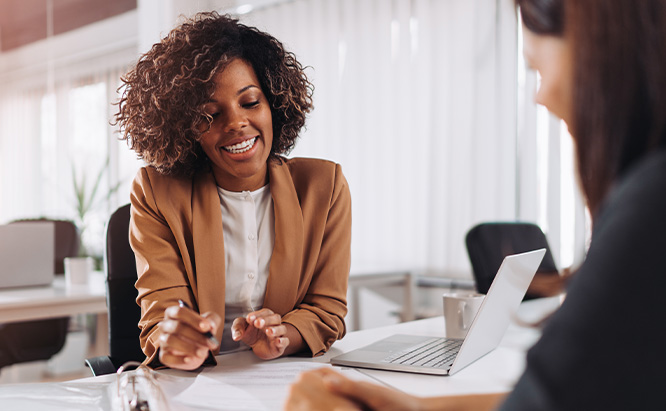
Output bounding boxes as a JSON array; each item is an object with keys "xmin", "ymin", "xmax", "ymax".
[{"xmin": 129, "ymin": 157, "xmax": 352, "ymax": 366}]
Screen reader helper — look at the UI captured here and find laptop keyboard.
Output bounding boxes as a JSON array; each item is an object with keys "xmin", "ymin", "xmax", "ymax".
[{"xmin": 382, "ymin": 337, "xmax": 463, "ymax": 368}]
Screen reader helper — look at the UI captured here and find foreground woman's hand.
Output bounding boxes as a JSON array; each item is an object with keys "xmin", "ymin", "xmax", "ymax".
[
  {"xmin": 285, "ymin": 367, "xmax": 421, "ymax": 411},
  {"xmin": 285, "ymin": 368, "xmax": 506, "ymax": 411},
  {"xmin": 158, "ymin": 302, "xmax": 221, "ymax": 370},
  {"xmin": 286, "ymin": 368, "xmax": 362, "ymax": 411},
  {"xmin": 232, "ymin": 308, "xmax": 303, "ymax": 359}
]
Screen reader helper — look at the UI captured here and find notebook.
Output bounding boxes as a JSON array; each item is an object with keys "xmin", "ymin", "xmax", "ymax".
[
  {"xmin": 331, "ymin": 248, "xmax": 546, "ymax": 376},
  {"xmin": 0, "ymin": 222, "xmax": 55, "ymax": 288}
]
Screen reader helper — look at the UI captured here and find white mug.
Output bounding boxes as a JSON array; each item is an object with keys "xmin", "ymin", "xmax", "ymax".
[
  {"xmin": 443, "ymin": 292, "xmax": 485, "ymax": 339},
  {"xmin": 64, "ymin": 256, "xmax": 93, "ymax": 286}
]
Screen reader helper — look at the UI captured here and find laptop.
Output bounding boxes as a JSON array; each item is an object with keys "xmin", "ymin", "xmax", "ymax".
[
  {"xmin": 0, "ymin": 222, "xmax": 55, "ymax": 288},
  {"xmin": 331, "ymin": 248, "xmax": 546, "ymax": 375}
]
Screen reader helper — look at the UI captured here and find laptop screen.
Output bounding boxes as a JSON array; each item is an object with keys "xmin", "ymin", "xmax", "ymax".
[{"xmin": 0, "ymin": 222, "xmax": 55, "ymax": 288}]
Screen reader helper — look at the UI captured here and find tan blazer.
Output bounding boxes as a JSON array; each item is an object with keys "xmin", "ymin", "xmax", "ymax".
[{"xmin": 129, "ymin": 157, "xmax": 351, "ymax": 366}]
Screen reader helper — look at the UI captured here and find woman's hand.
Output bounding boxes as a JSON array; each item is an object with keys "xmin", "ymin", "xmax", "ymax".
[
  {"xmin": 232, "ymin": 308, "xmax": 300, "ymax": 360},
  {"xmin": 286, "ymin": 368, "xmax": 362, "ymax": 411},
  {"xmin": 286, "ymin": 368, "xmax": 422, "ymax": 411},
  {"xmin": 157, "ymin": 303, "xmax": 221, "ymax": 370},
  {"xmin": 285, "ymin": 368, "xmax": 506, "ymax": 411}
]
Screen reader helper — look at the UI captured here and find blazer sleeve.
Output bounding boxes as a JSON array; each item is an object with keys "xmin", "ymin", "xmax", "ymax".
[
  {"xmin": 281, "ymin": 164, "xmax": 351, "ymax": 356},
  {"xmin": 129, "ymin": 168, "xmax": 206, "ymax": 367}
]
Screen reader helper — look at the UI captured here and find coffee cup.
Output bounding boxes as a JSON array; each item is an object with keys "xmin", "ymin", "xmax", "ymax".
[
  {"xmin": 64, "ymin": 256, "xmax": 92, "ymax": 286},
  {"xmin": 443, "ymin": 291, "xmax": 485, "ymax": 339}
]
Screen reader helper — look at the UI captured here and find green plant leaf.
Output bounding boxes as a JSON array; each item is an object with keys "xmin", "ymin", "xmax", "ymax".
[{"xmin": 71, "ymin": 156, "xmax": 124, "ymax": 226}]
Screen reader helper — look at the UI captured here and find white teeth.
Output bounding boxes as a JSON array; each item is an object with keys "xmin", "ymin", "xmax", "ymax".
[{"xmin": 223, "ymin": 137, "xmax": 257, "ymax": 154}]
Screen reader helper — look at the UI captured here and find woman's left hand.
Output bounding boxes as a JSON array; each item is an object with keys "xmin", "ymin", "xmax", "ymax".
[
  {"xmin": 286, "ymin": 368, "xmax": 362, "ymax": 411},
  {"xmin": 286, "ymin": 368, "xmax": 421, "ymax": 411},
  {"xmin": 232, "ymin": 308, "xmax": 291, "ymax": 359}
]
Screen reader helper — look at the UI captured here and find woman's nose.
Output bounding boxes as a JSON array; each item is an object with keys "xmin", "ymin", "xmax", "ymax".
[{"xmin": 223, "ymin": 108, "xmax": 248, "ymax": 132}]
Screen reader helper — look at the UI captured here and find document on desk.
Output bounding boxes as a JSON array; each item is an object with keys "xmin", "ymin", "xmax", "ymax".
[{"xmin": 169, "ymin": 361, "xmax": 373, "ymax": 410}]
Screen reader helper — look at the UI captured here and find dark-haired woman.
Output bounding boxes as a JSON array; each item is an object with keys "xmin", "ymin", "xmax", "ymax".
[
  {"xmin": 116, "ymin": 12, "xmax": 351, "ymax": 371},
  {"xmin": 285, "ymin": 0, "xmax": 666, "ymax": 409}
]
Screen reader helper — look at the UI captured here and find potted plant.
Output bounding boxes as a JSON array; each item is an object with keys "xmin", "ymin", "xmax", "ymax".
[{"xmin": 71, "ymin": 157, "xmax": 123, "ymax": 270}]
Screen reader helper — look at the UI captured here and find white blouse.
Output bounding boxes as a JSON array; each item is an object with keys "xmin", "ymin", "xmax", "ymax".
[{"xmin": 216, "ymin": 184, "xmax": 275, "ymax": 352}]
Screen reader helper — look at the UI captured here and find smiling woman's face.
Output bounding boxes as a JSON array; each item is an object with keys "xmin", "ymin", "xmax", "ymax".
[
  {"xmin": 199, "ymin": 58, "xmax": 273, "ymax": 192},
  {"xmin": 522, "ymin": 27, "xmax": 574, "ymax": 127}
]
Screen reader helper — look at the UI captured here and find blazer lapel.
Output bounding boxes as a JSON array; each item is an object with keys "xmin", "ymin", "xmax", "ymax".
[
  {"xmin": 263, "ymin": 160, "xmax": 304, "ymax": 314},
  {"xmin": 191, "ymin": 171, "xmax": 226, "ymax": 329}
]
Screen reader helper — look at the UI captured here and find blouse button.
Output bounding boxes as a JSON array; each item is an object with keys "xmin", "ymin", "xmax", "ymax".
[
  {"xmin": 248, "ymin": 272, "xmax": 255, "ymax": 279},
  {"xmin": 248, "ymin": 233, "xmax": 256, "ymax": 240}
]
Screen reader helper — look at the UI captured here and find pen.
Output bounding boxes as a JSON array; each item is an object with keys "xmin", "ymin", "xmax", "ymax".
[{"xmin": 177, "ymin": 299, "xmax": 220, "ymax": 347}]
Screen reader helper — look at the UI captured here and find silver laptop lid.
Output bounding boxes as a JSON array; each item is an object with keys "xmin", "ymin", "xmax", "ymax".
[
  {"xmin": 449, "ymin": 248, "xmax": 546, "ymax": 374},
  {"xmin": 0, "ymin": 222, "xmax": 55, "ymax": 288}
]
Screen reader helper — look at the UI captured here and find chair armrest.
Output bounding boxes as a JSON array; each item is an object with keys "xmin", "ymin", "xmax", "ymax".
[{"xmin": 84, "ymin": 355, "xmax": 118, "ymax": 376}]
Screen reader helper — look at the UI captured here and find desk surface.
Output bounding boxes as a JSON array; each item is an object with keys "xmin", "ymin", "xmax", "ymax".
[
  {"xmin": 0, "ymin": 296, "xmax": 561, "ymax": 410},
  {"xmin": 0, "ymin": 271, "xmax": 107, "ymax": 323}
]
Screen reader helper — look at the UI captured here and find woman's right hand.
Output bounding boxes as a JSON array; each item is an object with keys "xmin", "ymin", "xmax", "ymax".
[{"xmin": 157, "ymin": 302, "xmax": 221, "ymax": 370}]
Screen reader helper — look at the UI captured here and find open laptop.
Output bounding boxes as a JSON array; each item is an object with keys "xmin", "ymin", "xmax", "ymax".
[
  {"xmin": 0, "ymin": 222, "xmax": 55, "ymax": 288},
  {"xmin": 331, "ymin": 248, "xmax": 546, "ymax": 375}
]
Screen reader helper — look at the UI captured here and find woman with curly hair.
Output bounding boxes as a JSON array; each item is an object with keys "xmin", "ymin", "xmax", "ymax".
[{"xmin": 116, "ymin": 12, "xmax": 351, "ymax": 371}]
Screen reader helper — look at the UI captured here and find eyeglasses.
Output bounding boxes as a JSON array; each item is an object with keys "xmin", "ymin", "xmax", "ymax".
[{"xmin": 111, "ymin": 361, "xmax": 170, "ymax": 411}]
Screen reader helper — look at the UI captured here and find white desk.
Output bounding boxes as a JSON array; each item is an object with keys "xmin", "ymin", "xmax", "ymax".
[
  {"xmin": 0, "ymin": 271, "xmax": 109, "ymax": 355},
  {"xmin": 0, "ymin": 296, "xmax": 561, "ymax": 410},
  {"xmin": 0, "ymin": 271, "xmax": 107, "ymax": 323}
]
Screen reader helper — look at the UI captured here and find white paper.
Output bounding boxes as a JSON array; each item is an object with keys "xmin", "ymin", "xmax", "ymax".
[{"xmin": 169, "ymin": 361, "xmax": 372, "ymax": 410}]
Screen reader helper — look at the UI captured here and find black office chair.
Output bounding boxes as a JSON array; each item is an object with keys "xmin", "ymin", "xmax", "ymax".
[
  {"xmin": 0, "ymin": 219, "xmax": 79, "ymax": 369},
  {"xmin": 85, "ymin": 204, "xmax": 145, "ymax": 376},
  {"xmin": 465, "ymin": 222, "xmax": 560, "ymax": 300}
]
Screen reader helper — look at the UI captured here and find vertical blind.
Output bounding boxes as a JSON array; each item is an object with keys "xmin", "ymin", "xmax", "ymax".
[
  {"xmin": 240, "ymin": 0, "xmax": 557, "ymax": 277},
  {"xmin": 0, "ymin": 67, "xmax": 141, "ymax": 259}
]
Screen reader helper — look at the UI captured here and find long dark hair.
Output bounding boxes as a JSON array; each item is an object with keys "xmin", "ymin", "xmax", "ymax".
[{"xmin": 517, "ymin": 0, "xmax": 666, "ymax": 217}]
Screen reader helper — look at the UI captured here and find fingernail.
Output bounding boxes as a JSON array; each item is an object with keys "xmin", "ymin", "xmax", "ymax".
[
  {"xmin": 184, "ymin": 356, "xmax": 192, "ymax": 363},
  {"xmin": 200, "ymin": 321, "xmax": 208, "ymax": 330},
  {"xmin": 233, "ymin": 331, "xmax": 240, "ymax": 340},
  {"xmin": 197, "ymin": 348, "xmax": 208, "ymax": 357},
  {"xmin": 248, "ymin": 315, "xmax": 255, "ymax": 322},
  {"xmin": 258, "ymin": 319, "xmax": 265, "ymax": 327}
]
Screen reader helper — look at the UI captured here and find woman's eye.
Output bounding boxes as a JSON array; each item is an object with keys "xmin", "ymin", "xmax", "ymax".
[{"xmin": 243, "ymin": 101, "xmax": 260, "ymax": 108}]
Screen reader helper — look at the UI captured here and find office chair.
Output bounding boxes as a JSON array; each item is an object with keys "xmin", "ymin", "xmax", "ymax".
[
  {"xmin": 465, "ymin": 222, "xmax": 560, "ymax": 300},
  {"xmin": 85, "ymin": 204, "xmax": 145, "ymax": 376},
  {"xmin": 0, "ymin": 219, "xmax": 79, "ymax": 369}
]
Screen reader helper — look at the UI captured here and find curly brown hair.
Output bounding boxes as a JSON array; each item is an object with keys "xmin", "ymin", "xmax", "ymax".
[{"xmin": 115, "ymin": 11, "xmax": 313, "ymax": 177}]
